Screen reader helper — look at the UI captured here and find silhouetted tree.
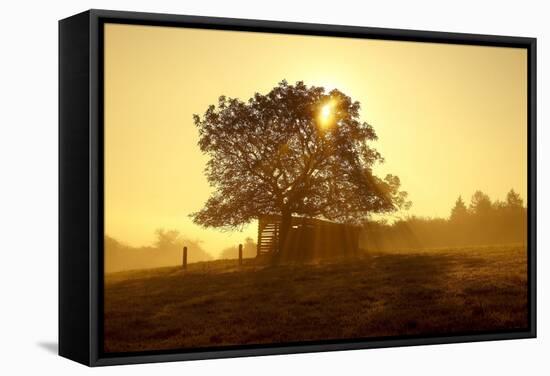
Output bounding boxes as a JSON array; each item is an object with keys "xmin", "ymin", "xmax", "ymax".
[
  {"xmin": 450, "ymin": 195, "xmax": 468, "ymax": 222},
  {"xmin": 506, "ymin": 189, "xmax": 523, "ymax": 209},
  {"xmin": 154, "ymin": 229, "xmax": 181, "ymax": 250},
  {"xmin": 191, "ymin": 81, "xmax": 409, "ymax": 253},
  {"xmin": 469, "ymin": 191, "xmax": 492, "ymax": 215}
]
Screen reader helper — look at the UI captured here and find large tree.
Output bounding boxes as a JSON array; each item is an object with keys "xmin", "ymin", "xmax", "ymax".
[{"xmin": 191, "ymin": 81, "xmax": 409, "ymax": 252}]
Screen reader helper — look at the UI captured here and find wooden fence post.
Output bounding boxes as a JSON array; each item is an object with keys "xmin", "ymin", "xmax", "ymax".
[
  {"xmin": 238, "ymin": 244, "xmax": 243, "ymax": 266},
  {"xmin": 182, "ymin": 246, "xmax": 188, "ymax": 269}
]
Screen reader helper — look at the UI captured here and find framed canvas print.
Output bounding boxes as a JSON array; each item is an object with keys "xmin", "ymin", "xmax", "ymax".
[{"xmin": 59, "ymin": 9, "xmax": 537, "ymax": 366}]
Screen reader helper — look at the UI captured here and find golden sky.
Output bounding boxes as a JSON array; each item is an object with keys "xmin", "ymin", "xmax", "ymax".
[{"xmin": 104, "ymin": 23, "xmax": 527, "ymax": 258}]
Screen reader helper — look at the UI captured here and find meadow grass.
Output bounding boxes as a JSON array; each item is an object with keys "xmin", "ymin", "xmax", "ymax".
[{"xmin": 104, "ymin": 245, "xmax": 528, "ymax": 352}]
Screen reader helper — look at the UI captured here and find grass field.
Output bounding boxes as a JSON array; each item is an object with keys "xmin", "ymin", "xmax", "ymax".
[{"xmin": 104, "ymin": 245, "xmax": 528, "ymax": 353}]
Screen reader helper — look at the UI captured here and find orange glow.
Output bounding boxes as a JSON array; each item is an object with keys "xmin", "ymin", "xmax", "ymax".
[
  {"xmin": 318, "ymin": 99, "xmax": 336, "ymax": 129},
  {"xmin": 104, "ymin": 24, "xmax": 527, "ymax": 258}
]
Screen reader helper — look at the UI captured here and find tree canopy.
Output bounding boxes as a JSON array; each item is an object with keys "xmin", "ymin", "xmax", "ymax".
[{"xmin": 190, "ymin": 80, "xmax": 409, "ymax": 235}]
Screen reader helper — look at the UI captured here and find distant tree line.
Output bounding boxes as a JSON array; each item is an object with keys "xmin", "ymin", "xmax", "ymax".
[
  {"xmin": 361, "ymin": 189, "xmax": 527, "ymax": 251},
  {"xmin": 105, "ymin": 229, "xmax": 212, "ymax": 273}
]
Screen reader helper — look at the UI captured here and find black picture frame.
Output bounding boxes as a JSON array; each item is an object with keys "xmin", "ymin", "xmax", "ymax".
[{"xmin": 59, "ymin": 9, "xmax": 537, "ymax": 367}]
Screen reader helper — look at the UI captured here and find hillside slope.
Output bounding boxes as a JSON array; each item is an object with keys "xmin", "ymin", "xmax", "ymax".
[{"xmin": 104, "ymin": 245, "xmax": 528, "ymax": 353}]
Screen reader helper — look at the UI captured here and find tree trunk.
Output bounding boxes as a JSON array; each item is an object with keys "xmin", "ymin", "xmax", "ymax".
[{"xmin": 278, "ymin": 209, "xmax": 292, "ymax": 255}]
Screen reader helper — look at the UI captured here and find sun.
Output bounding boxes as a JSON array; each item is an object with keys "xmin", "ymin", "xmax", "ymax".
[
  {"xmin": 318, "ymin": 100, "xmax": 335, "ymax": 129},
  {"xmin": 321, "ymin": 104, "xmax": 332, "ymax": 120}
]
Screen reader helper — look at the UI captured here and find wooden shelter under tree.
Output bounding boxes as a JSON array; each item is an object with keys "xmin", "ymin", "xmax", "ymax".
[{"xmin": 257, "ymin": 214, "xmax": 360, "ymax": 262}]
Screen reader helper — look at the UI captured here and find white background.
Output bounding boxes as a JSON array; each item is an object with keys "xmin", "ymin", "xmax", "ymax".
[{"xmin": 0, "ymin": 0, "xmax": 547, "ymax": 374}]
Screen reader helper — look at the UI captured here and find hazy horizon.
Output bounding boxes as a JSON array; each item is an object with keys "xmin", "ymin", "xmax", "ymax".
[{"xmin": 104, "ymin": 186, "xmax": 527, "ymax": 262}]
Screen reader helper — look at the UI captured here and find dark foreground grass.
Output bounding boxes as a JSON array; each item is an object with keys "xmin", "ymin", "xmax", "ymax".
[{"xmin": 104, "ymin": 245, "xmax": 528, "ymax": 353}]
